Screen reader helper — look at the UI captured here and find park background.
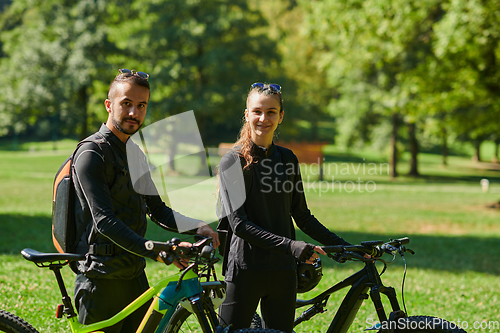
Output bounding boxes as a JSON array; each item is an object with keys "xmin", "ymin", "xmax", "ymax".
[{"xmin": 0, "ymin": 0, "xmax": 499, "ymax": 332}]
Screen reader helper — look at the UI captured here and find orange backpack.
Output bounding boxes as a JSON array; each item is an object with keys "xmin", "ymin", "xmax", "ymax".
[{"xmin": 52, "ymin": 134, "xmax": 115, "ymax": 253}]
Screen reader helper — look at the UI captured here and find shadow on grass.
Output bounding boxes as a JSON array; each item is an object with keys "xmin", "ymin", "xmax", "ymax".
[
  {"xmin": 366, "ymin": 173, "xmax": 500, "ymax": 185},
  {"xmin": 322, "ymin": 151, "xmax": 500, "ymax": 185},
  {"xmin": 2, "ymin": 213, "xmax": 498, "ymax": 276},
  {"xmin": 411, "ymin": 173, "xmax": 500, "ymax": 184},
  {"xmin": 0, "ymin": 214, "xmax": 56, "ymax": 254},
  {"xmin": 0, "ymin": 213, "xmax": 216, "ymax": 255}
]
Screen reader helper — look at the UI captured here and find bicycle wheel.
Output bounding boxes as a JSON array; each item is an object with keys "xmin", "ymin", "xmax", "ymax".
[
  {"xmin": 393, "ymin": 316, "xmax": 467, "ymax": 333},
  {"xmin": 161, "ymin": 305, "xmax": 285, "ymax": 333},
  {"xmin": 0, "ymin": 310, "xmax": 39, "ymax": 333}
]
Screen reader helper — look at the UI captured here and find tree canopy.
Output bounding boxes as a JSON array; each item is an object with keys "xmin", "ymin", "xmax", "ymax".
[{"xmin": 0, "ymin": 0, "xmax": 499, "ymax": 174}]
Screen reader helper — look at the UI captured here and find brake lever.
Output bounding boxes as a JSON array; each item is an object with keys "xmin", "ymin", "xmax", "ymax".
[
  {"xmin": 400, "ymin": 246, "xmax": 415, "ymax": 255},
  {"xmin": 383, "ymin": 244, "xmax": 398, "ymax": 255},
  {"xmin": 349, "ymin": 251, "xmax": 368, "ymax": 261},
  {"xmin": 172, "ymin": 245, "xmax": 193, "ymax": 259},
  {"xmin": 328, "ymin": 252, "xmax": 347, "ymax": 263},
  {"xmin": 159, "ymin": 251, "xmax": 174, "ymax": 265}
]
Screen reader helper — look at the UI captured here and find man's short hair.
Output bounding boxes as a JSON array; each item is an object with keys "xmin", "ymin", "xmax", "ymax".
[{"xmin": 108, "ymin": 72, "xmax": 150, "ymax": 100}]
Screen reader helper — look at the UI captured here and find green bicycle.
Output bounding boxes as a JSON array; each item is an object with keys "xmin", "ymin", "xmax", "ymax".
[{"xmin": 0, "ymin": 237, "xmax": 281, "ymax": 333}]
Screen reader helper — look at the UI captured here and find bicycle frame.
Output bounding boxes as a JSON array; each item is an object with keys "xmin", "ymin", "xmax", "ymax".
[
  {"xmin": 295, "ymin": 261, "xmax": 402, "ymax": 333},
  {"xmin": 37, "ymin": 256, "xmax": 222, "ymax": 333},
  {"xmin": 62, "ymin": 268, "xmax": 205, "ymax": 333}
]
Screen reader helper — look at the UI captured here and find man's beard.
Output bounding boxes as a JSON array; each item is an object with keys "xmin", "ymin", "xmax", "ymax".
[{"xmin": 112, "ymin": 111, "xmax": 143, "ymax": 135}]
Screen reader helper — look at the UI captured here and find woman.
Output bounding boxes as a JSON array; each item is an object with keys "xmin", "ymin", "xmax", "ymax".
[{"xmin": 217, "ymin": 83, "xmax": 353, "ymax": 332}]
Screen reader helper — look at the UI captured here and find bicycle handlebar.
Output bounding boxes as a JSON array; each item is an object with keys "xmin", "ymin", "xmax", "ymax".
[
  {"xmin": 322, "ymin": 237, "xmax": 412, "ymax": 261},
  {"xmin": 145, "ymin": 237, "xmax": 215, "ymax": 265}
]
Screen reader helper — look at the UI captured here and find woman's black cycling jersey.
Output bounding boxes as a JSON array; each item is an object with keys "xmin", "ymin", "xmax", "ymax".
[{"xmin": 218, "ymin": 142, "xmax": 348, "ymax": 280}]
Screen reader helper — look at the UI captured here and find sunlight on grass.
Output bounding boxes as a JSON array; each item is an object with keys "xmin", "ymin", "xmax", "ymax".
[{"xmin": 0, "ymin": 145, "xmax": 499, "ymax": 332}]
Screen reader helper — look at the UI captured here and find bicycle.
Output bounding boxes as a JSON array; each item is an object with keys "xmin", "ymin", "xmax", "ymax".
[
  {"xmin": 255, "ymin": 237, "xmax": 467, "ymax": 333},
  {"xmin": 144, "ymin": 237, "xmax": 467, "ymax": 333},
  {"xmin": 0, "ymin": 237, "xmax": 282, "ymax": 333}
]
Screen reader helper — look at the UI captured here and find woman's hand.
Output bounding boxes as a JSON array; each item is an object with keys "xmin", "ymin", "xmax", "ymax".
[
  {"xmin": 197, "ymin": 222, "xmax": 220, "ymax": 249},
  {"xmin": 305, "ymin": 246, "xmax": 326, "ymax": 264},
  {"xmin": 305, "ymin": 246, "xmax": 370, "ymax": 263}
]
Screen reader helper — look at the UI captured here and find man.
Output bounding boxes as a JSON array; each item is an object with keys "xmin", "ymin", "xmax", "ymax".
[{"xmin": 72, "ymin": 69, "xmax": 219, "ymax": 332}]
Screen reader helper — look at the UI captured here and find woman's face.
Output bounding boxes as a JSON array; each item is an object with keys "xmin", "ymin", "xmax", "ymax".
[{"xmin": 245, "ymin": 92, "xmax": 283, "ymax": 143}]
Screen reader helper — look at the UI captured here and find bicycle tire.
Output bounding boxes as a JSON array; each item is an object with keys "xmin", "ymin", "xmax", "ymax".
[
  {"xmin": 392, "ymin": 316, "xmax": 467, "ymax": 333},
  {"xmin": 161, "ymin": 305, "xmax": 285, "ymax": 333},
  {"xmin": 0, "ymin": 310, "xmax": 39, "ymax": 333}
]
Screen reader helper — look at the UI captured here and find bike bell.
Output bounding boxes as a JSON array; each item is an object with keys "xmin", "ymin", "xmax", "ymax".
[{"xmin": 296, "ymin": 258, "xmax": 323, "ymax": 293}]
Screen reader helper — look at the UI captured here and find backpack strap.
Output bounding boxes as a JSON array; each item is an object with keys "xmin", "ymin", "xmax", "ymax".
[
  {"xmin": 91, "ymin": 132, "xmax": 123, "ymax": 187},
  {"xmin": 70, "ymin": 133, "xmax": 121, "ymax": 256}
]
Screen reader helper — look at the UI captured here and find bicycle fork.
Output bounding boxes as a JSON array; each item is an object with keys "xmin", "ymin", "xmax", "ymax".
[
  {"xmin": 185, "ymin": 294, "xmax": 220, "ymax": 333},
  {"xmin": 136, "ymin": 280, "xmax": 220, "ymax": 333}
]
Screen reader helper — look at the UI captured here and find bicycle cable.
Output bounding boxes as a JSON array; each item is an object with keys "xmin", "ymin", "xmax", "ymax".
[
  {"xmin": 375, "ymin": 253, "xmax": 396, "ymax": 276},
  {"xmin": 400, "ymin": 250, "xmax": 409, "ymax": 316}
]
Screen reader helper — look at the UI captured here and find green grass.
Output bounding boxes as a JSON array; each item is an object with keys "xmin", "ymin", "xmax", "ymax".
[{"xmin": 1, "ymin": 144, "xmax": 500, "ymax": 332}]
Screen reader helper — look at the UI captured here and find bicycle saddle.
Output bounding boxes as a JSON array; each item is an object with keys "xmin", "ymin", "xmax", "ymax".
[{"xmin": 21, "ymin": 248, "xmax": 85, "ymax": 264}]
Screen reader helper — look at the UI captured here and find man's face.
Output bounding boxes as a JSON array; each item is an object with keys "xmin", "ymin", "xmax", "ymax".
[{"xmin": 105, "ymin": 82, "xmax": 149, "ymax": 136}]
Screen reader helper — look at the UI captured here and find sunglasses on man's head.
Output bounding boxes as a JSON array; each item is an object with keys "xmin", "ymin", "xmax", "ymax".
[
  {"xmin": 251, "ymin": 82, "xmax": 281, "ymax": 93},
  {"xmin": 119, "ymin": 68, "xmax": 149, "ymax": 80}
]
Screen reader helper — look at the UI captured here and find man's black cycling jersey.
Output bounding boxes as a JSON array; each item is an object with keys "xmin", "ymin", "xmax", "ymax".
[
  {"xmin": 72, "ymin": 124, "xmax": 197, "ymax": 279},
  {"xmin": 218, "ymin": 142, "xmax": 348, "ymax": 281}
]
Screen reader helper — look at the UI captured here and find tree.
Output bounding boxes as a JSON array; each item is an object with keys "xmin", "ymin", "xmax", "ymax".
[
  {"xmin": 300, "ymin": 0, "xmax": 444, "ymax": 177},
  {"xmin": 253, "ymin": 0, "xmax": 336, "ymax": 143},
  {"xmin": 107, "ymin": 0, "xmax": 281, "ymax": 146},
  {"xmin": 430, "ymin": 0, "xmax": 500, "ymax": 162},
  {"xmin": 0, "ymin": 0, "xmax": 118, "ymax": 144}
]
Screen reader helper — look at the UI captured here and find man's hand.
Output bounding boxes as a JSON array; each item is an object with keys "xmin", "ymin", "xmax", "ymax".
[
  {"xmin": 156, "ymin": 241, "xmax": 192, "ymax": 269},
  {"xmin": 172, "ymin": 241, "xmax": 192, "ymax": 269},
  {"xmin": 197, "ymin": 222, "xmax": 220, "ymax": 249}
]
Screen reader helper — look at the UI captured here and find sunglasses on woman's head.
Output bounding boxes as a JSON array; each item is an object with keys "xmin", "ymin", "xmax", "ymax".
[
  {"xmin": 251, "ymin": 82, "xmax": 281, "ymax": 93},
  {"xmin": 119, "ymin": 68, "xmax": 149, "ymax": 80}
]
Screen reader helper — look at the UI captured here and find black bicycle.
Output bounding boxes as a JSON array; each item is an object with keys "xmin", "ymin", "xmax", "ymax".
[{"xmin": 255, "ymin": 237, "xmax": 466, "ymax": 333}]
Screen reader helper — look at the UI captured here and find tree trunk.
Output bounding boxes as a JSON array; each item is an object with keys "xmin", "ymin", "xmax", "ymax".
[
  {"xmin": 441, "ymin": 126, "xmax": 448, "ymax": 166},
  {"xmin": 407, "ymin": 122, "xmax": 419, "ymax": 176},
  {"xmin": 78, "ymin": 85, "xmax": 89, "ymax": 140},
  {"xmin": 390, "ymin": 113, "xmax": 399, "ymax": 178},
  {"xmin": 473, "ymin": 140, "xmax": 481, "ymax": 162},
  {"xmin": 310, "ymin": 117, "xmax": 318, "ymax": 141}
]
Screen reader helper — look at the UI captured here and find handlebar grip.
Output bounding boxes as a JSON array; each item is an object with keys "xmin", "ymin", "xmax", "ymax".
[
  {"xmin": 322, "ymin": 245, "xmax": 344, "ymax": 253},
  {"xmin": 145, "ymin": 241, "xmax": 173, "ymax": 253},
  {"xmin": 145, "ymin": 241, "xmax": 154, "ymax": 251},
  {"xmin": 398, "ymin": 237, "xmax": 410, "ymax": 245},
  {"xmin": 386, "ymin": 237, "xmax": 410, "ymax": 247}
]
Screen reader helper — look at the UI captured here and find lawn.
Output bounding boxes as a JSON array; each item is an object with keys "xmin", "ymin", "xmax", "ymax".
[{"xmin": 0, "ymin": 141, "xmax": 499, "ymax": 332}]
